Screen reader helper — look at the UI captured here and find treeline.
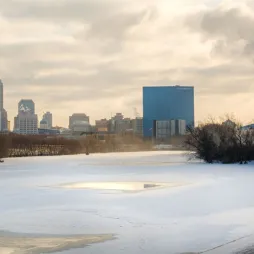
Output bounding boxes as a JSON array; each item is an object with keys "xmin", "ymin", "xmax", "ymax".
[
  {"xmin": 185, "ymin": 120, "xmax": 254, "ymax": 164},
  {"xmin": 0, "ymin": 133, "xmax": 153, "ymax": 159}
]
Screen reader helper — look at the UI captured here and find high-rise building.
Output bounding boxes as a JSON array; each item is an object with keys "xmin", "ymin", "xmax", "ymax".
[
  {"xmin": 1, "ymin": 109, "xmax": 8, "ymax": 131},
  {"xmin": 15, "ymin": 114, "xmax": 38, "ymax": 135},
  {"xmin": 0, "ymin": 80, "xmax": 3, "ymax": 111},
  {"xmin": 43, "ymin": 112, "xmax": 53, "ymax": 129},
  {"xmin": 69, "ymin": 113, "xmax": 89, "ymax": 129},
  {"xmin": 18, "ymin": 99, "xmax": 35, "ymax": 114},
  {"xmin": 0, "ymin": 80, "xmax": 8, "ymax": 132},
  {"xmin": 14, "ymin": 99, "xmax": 38, "ymax": 134},
  {"xmin": 143, "ymin": 86, "xmax": 194, "ymax": 137}
]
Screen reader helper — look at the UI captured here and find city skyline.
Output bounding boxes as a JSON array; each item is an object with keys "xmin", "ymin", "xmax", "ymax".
[{"xmin": 1, "ymin": 0, "xmax": 254, "ymax": 127}]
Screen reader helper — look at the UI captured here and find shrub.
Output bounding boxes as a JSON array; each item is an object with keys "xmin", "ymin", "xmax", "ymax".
[
  {"xmin": 0, "ymin": 134, "xmax": 9, "ymax": 160},
  {"xmin": 185, "ymin": 120, "xmax": 254, "ymax": 164}
]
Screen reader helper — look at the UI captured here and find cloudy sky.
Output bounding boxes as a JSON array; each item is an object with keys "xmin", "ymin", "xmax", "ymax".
[{"xmin": 1, "ymin": 0, "xmax": 254, "ymax": 127}]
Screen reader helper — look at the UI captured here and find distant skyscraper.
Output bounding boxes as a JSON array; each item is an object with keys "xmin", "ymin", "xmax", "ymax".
[
  {"xmin": 0, "ymin": 80, "xmax": 8, "ymax": 132},
  {"xmin": 0, "ymin": 80, "xmax": 3, "ymax": 131},
  {"xmin": 69, "ymin": 113, "xmax": 89, "ymax": 129},
  {"xmin": 14, "ymin": 99, "xmax": 38, "ymax": 134},
  {"xmin": 1, "ymin": 109, "xmax": 8, "ymax": 131},
  {"xmin": 0, "ymin": 80, "xmax": 3, "ymax": 111},
  {"xmin": 15, "ymin": 114, "xmax": 38, "ymax": 135},
  {"xmin": 43, "ymin": 112, "xmax": 53, "ymax": 129},
  {"xmin": 18, "ymin": 99, "xmax": 35, "ymax": 114},
  {"xmin": 143, "ymin": 86, "xmax": 194, "ymax": 137}
]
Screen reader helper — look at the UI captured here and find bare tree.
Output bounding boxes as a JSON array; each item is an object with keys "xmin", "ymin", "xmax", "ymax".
[{"xmin": 185, "ymin": 119, "xmax": 254, "ymax": 164}]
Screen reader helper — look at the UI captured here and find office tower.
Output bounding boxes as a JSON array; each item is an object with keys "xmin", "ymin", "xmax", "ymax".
[
  {"xmin": 15, "ymin": 114, "xmax": 38, "ymax": 135},
  {"xmin": 0, "ymin": 80, "xmax": 8, "ymax": 132},
  {"xmin": 143, "ymin": 86, "xmax": 194, "ymax": 137},
  {"xmin": 1, "ymin": 109, "xmax": 8, "ymax": 131},
  {"xmin": 18, "ymin": 99, "xmax": 35, "ymax": 114},
  {"xmin": 69, "ymin": 113, "xmax": 89, "ymax": 129},
  {"xmin": 0, "ymin": 80, "xmax": 3, "ymax": 111},
  {"xmin": 0, "ymin": 80, "xmax": 3, "ymax": 130},
  {"xmin": 14, "ymin": 99, "xmax": 38, "ymax": 134},
  {"xmin": 43, "ymin": 112, "xmax": 53, "ymax": 129}
]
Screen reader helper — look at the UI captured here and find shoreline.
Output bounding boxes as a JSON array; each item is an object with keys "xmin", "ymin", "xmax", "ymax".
[{"xmin": 0, "ymin": 231, "xmax": 115, "ymax": 254}]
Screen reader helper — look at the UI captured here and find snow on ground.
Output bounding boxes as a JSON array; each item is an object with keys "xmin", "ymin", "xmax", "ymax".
[{"xmin": 0, "ymin": 151, "xmax": 254, "ymax": 254}]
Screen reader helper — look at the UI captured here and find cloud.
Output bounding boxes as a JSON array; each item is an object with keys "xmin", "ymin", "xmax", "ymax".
[
  {"xmin": 1, "ymin": 0, "xmax": 254, "ymax": 127},
  {"xmin": 86, "ymin": 9, "xmax": 154, "ymax": 40},
  {"xmin": 0, "ymin": 0, "xmax": 118, "ymax": 22},
  {"xmin": 186, "ymin": 4, "xmax": 254, "ymax": 58}
]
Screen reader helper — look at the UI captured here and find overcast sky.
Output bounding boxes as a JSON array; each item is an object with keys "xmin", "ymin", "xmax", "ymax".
[{"xmin": 1, "ymin": 0, "xmax": 254, "ymax": 127}]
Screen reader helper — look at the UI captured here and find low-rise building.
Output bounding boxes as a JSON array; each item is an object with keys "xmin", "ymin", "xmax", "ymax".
[
  {"xmin": 71, "ymin": 120, "xmax": 91, "ymax": 136},
  {"xmin": 40, "ymin": 119, "xmax": 49, "ymax": 129},
  {"xmin": 38, "ymin": 128, "xmax": 60, "ymax": 135},
  {"xmin": 95, "ymin": 119, "xmax": 108, "ymax": 132},
  {"xmin": 69, "ymin": 113, "xmax": 89, "ymax": 129},
  {"xmin": 132, "ymin": 117, "xmax": 143, "ymax": 136}
]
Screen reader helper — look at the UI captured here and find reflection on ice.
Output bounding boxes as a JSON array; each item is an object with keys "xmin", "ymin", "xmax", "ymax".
[{"xmin": 58, "ymin": 181, "xmax": 184, "ymax": 191}]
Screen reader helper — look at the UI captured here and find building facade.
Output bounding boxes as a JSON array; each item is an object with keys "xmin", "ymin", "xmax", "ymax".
[
  {"xmin": 19, "ymin": 99, "xmax": 35, "ymax": 114},
  {"xmin": 14, "ymin": 99, "xmax": 38, "ymax": 134},
  {"xmin": 108, "ymin": 113, "xmax": 132, "ymax": 134},
  {"xmin": 38, "ymin": 128, "xmax": 60, "ymax": 135},
  {"xmin": 71, "ymin": 121, "xmax": 91, "ymax": 136},
  {"xmin": 14, "ymin": 113, "xmax": 38, "ymax": 135},
  {"xmin": 0, "ymin": 80, "xmax": 3, "ymax": 112},
  {"xmin": 0, "ymin": 80, "xmax": 8, "ymax": 132},
  {"xmin": 115, "ymin": 118, "xmax": 132, "ymax": 134},
  {"xmin": 43, "ymin": 112, "xmax": 53, "ymax": 129},
  {"xmin": 95, "ymin": 119, "xmax": 108, "ymax": 132},
  {"xmin": 1, "ymin": 109, "xmax": 8, "ymax": 131},
  {"xmin": 143, "ymin": 86, "xmax": 194, "ymax": 137},
  {"xmin": 155, "ymin": 119, "xmax": 186, "ymax": 141},
  {"xmin": 69, "ymin": 113, "xmax": 89, "ymax": 129},
  {"xmin": 132, "ymin": 117, "xmax": 143, "ymax": 136},
  {"xmin": 40, "ymin": 119, "xmax": 49, "ymax": 129}
]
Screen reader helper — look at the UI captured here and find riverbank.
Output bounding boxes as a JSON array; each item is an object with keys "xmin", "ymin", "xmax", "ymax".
[{"xmin": 0, "ymin": 231, "xmax": 115, "ymax": 254}]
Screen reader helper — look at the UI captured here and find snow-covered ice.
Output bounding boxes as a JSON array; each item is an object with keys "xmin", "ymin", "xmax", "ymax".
[{"xmin": 0, "ymin": 151, "xmax": 254, "ymax": 254}]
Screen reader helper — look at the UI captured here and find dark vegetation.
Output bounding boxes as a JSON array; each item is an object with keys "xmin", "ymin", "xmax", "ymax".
[
  {"xmin": 0, "ymin": 133, "xmax": 153, "ymax": 160},
  {"xmin": 185, "ymin": 120, "xmax": 254, "ymax": 164}
]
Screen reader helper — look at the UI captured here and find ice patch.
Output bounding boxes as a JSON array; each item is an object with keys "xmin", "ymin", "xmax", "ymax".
[{"xmin": 57, "ymin": 181, "xmax": 184, "ymax": 192}]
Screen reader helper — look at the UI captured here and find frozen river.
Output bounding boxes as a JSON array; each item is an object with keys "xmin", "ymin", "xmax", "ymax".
[{"xmin": 1, "ymin": 151, "xmax": 254, "ymax": 254}]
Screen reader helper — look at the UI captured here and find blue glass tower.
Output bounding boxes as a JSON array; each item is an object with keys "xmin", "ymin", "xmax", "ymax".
[{"xmin": 143, "ymin": 86, "xmax": 194, "ymax": 137}]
